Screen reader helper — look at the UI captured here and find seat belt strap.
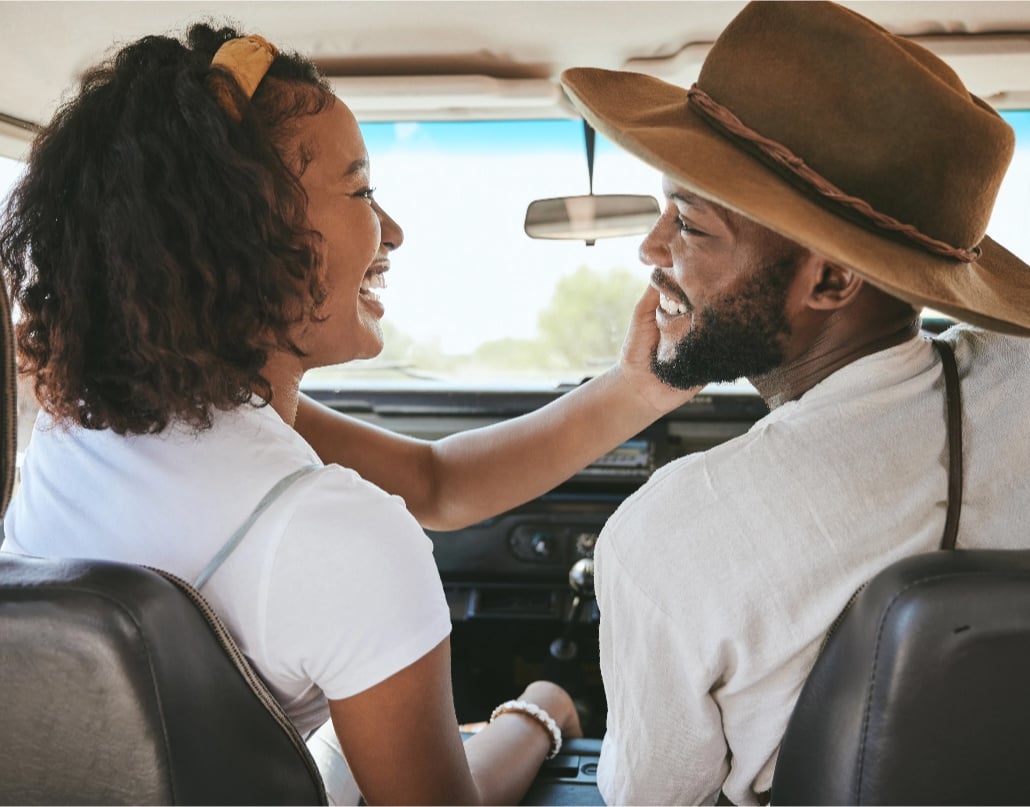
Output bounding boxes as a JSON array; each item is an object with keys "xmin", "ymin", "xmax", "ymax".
[
  {"xmin": 931, "ymin": 339, "xmax": 963, "ymax": 551},
  {"xmin": 194, "ymin": 464, "xmax": 322, "ymax": 590}
]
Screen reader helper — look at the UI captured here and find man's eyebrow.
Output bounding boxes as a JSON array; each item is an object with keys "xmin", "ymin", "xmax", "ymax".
[
  {"xmin": 668, "ymin": 191, "xmax": 709, "ymax": 210},
  {"xmin": 668, "ymin": 190, "xmax": 732, "ymax": 227}
]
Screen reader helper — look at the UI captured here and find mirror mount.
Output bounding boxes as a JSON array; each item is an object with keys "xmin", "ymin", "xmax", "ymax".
[
  {"xmin": 583, "ymin": 121, "xmax": 597, "ymax": 244},
  {"xmin": 584, "ymin": 121, "xmax": 596, "ymax": 196}
]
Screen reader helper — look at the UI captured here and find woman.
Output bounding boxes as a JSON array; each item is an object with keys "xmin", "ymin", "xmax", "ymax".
[{"xmin": 0, "ymin": 24, "xmax": 694, "ymax": 805}]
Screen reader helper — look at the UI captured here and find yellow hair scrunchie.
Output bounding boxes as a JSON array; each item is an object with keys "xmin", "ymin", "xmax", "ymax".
[{"xmin": 209, "ymin": 35, "xmax": 279, "ymax": 121}]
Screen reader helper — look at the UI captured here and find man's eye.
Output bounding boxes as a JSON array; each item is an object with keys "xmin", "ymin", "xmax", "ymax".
[
  {"xmin": 675, "ymin": 215, "xmax": 705, "ymax": 236},
  {"xmin": 354, "ymin": 186, "xmax": 377, "ymax": 201}
]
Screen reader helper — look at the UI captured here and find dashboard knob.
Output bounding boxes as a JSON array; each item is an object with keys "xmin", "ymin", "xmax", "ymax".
[
  {"xmin": 531, "ymin": 534, "xmax": 553, "ymax": 558},
  {"xmin": 568, "ymin": 557, "xmax": 594, "ymax": 597}
]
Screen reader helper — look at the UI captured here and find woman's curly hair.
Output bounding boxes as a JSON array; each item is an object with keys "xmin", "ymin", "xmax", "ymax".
[{"xmin": 0, "ymin": 22, "xmax": 334, "ymax": 434}]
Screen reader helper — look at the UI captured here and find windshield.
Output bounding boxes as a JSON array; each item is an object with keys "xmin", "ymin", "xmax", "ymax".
[
  {"xmin": 3, "ymin": 111, "xmax": 1030, "ymax": 394},
  {"xmin": 303, "ymin": 111, "xmax": 1030, "ymax": 390},
  {"xmin": 302, "ymin": 119, "xmax": 662, "ymax": 390}
]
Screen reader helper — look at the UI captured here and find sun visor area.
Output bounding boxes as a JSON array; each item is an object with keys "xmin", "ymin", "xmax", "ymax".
[{"xmin": 326, "ymin": 75, "xmax": 564, "ymax": 121}]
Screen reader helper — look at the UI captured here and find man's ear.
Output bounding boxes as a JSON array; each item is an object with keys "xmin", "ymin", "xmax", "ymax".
[{"xmin": 803, "ymin": 259, "xmax": 864, "ymax": 310}]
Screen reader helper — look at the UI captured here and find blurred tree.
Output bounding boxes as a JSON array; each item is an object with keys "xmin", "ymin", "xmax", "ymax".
[
  {"xmin": 537, "ymin": 266, "xmax": 641, "ymax": 367},
  {"xmin": 470, "ymin": 337, "xmax": 551, "ymax": 371}
]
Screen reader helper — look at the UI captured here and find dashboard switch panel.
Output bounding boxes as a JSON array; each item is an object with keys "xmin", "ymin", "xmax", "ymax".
[{"xmin": 510, "ymin": 525, "xmax": 568, "ymax": 563}]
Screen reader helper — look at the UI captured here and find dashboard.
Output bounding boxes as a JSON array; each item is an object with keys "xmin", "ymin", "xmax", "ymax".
[
  {"xmin": 307, "ymin": 383, "xmax": 766, "ymax": 587},
  {"xmin": 306, "ymin": 381, "xmax": 768, "ymax": 729}
]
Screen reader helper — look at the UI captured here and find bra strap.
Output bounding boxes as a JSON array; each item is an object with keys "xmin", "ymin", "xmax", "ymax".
[
  {"xmin": 194, "ymin": 464, "xmax": 321, "ymax": 590},
  {"xmin": 931, "ymin": 339, "xmax": 963, "ymax": 551}
]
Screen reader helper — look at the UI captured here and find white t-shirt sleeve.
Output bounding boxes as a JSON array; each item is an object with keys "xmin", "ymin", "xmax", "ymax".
[{"xmin": 257, "ymin": 468, "xmax": 452, "ymax": 701}]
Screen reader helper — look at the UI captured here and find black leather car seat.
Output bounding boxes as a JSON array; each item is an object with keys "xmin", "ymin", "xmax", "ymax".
[
  {"xmin": 772, "ymin": 548, "xmax": 1030, "ymax": 805},
  {"xmin": 0, "ymin": 276, "xmax": 326, "ymax": 804},
  {"xmin": 0, "ymin": 555, "xmax": 328, "ymax": 805}
]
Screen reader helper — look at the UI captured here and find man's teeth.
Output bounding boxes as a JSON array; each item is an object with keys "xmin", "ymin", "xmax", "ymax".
[{"xmin": 659, "ymin": 292, "xmax": 688, "ymax": 316}]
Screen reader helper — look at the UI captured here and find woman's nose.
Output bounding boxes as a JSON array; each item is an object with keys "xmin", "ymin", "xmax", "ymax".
[{"xmin": 377, "ymin": 203, "xmax": 404, "ymax": 251}]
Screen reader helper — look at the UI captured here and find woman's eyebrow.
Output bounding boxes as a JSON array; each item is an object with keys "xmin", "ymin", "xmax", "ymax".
[{"xmin": 343, "ymin": 157, "xmax": 369, "ymax": 178}]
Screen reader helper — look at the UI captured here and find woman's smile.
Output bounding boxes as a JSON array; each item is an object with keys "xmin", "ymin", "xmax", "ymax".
[{"xmin": 359, "ymin": 265, "xmax": 388, "ymax": 317}]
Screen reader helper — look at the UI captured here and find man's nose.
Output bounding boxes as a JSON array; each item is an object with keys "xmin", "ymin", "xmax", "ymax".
[{"xmin": 638, "ymin": 219, "xmax": 672, "ymax": 268}]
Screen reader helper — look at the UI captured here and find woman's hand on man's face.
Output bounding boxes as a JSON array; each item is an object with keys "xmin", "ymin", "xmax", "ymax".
[{"xmin": 616, "ymin": 285, "xmax": 700, "ymax": 415}]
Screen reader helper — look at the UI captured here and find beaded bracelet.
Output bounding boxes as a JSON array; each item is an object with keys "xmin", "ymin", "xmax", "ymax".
[{"xmin": 489, "ymin": 699, "xmax": 563, "ymax": 759}]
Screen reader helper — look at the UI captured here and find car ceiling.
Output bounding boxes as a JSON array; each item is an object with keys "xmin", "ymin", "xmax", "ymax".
[{"xmin": 3, "ymin": 0, "xmax": 1030, "ymax": 159}]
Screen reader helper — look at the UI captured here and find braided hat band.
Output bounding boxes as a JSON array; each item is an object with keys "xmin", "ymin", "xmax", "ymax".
[
  {"xmin": 209, "ymin": 35, "xmax": 278, "ymax": 122},
  {"xmin": 686, "ymin": 86, "xmax": 981, "ymax": 264}
]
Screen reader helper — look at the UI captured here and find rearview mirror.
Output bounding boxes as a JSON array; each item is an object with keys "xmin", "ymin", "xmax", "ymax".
[{"xmin": 524, "ymin": 194, "xmax": 660, "ymax": 244}]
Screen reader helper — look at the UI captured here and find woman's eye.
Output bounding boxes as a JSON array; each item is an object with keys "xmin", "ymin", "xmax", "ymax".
[{"xmin": 353, "ymin": 186, "xmax": 377, "ymax": 201}]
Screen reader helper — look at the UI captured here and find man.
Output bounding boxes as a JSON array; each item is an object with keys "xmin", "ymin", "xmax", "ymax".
[{"xmin": 561, "ymin": 2, "xmax": 1030, "ymax": 804}]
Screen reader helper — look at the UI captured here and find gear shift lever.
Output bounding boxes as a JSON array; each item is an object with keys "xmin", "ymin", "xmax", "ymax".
[{"xmin": 549, "ymin": 557, "xmax": 595, "ymax": 662}]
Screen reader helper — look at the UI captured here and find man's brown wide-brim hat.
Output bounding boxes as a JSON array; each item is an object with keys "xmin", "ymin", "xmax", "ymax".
[{"xmin": 561, "ymin": 1, "xmax": 1030, "ymax": 335}]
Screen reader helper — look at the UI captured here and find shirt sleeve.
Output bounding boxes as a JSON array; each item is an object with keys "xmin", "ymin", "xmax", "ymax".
[
  {"xmin": 596, "ymin": 530, "xmax": 730, "ymax": 806},
  {"xmin": 258, "ymin": 468, "xmax": 452, "ymax": 701}
]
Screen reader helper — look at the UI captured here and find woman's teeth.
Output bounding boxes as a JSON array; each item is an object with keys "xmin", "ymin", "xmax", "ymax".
[
  {"xmin": 360, "ymin": 272, "xmax": 386, "ymax": 297},
  {"xmin": 659, "ymin": 291, "xmax": 688, "ymax": 316}
]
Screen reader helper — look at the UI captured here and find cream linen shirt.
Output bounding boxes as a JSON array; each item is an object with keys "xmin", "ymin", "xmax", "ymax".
[{"xmin": 595, "ymin": 326, "xmax": 1030, "ymax": 805}]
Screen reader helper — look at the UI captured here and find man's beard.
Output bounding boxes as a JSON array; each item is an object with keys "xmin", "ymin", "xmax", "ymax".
[{"xmin": 651, "ymin": 258, "xmax": 797, "ymax": 390}]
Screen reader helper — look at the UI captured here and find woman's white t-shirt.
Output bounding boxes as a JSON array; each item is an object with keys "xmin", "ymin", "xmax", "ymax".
[{"xmin": 2, "ymin": 400, "xmax": 452, "ymax": 738}]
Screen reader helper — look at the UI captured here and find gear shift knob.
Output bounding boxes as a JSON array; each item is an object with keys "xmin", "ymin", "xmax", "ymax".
[
  {"xmin": 568, "ymin": 557, "xmax": 594, "ymax": 597},
  {"xmin": 549, "ymin": 558, "xmax": 597, "ymax": 663}
]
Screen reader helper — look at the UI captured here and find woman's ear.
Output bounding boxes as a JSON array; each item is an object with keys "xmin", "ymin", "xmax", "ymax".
[{"xmin": 803, "ymin": 259, "xmax": 864, "ymax": 310}]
